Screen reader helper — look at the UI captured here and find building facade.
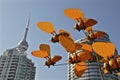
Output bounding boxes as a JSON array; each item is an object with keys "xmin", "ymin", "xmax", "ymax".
[
  {"xmin": 0, "ymin": 48, "xmax": 35, "ymax": 80},
  {"xmin": 68, "ymin": 30, "xmax": 119, "ymax": 80},
  {"xmin": 0, "ymin": 17, "xmax": 36, "ymax": 80}
]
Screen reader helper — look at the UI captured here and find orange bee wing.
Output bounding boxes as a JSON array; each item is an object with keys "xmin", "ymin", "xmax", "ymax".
[
  {"xmin": 37, "ymin": 22, "xmax": 55, "ymax": 34},
  {"xmin": 92, "ymin": 42, "xmax": 115, "ymax": 58},
  {"xmin": 31, "ymin": 50, "xmax": 49, "ymax": 58},
  {"xmin": 59, "ymin": 35, "xmax": 76, "ymax": 53},
  {"xmin": 74, "ymin": 62, "xmax": 87, "ymax": 77},
  {"xmin": 64, "ymin": 8, "xmax": 84, "ymax": 20}
]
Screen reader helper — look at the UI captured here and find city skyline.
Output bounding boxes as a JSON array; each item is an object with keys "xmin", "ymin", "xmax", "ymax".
[{"xmin": 0, "ymin": 0, "xmax": 120, "ymax": 80}]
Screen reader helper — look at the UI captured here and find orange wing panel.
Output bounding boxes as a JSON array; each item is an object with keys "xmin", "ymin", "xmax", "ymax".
[
  {"xmin": 84, "ymin": 18, "xmax": 97, "ymax": 27},
  {"xmin": 92, "ymin": 42, "xmax": 115, "ymax": 58},
  {"xmin": 51, "ymin": 55, "xmax": 62, "ymax": 63},
  {"xmin": 37, "ymin": 22, "xmax": 55, "ymax": 34},
  {"xmin": 74, "ymin": 62, "xmax": 87, "ymax": 77},
  {"xmin": 75, "ymin": 43, "xmax": 92, "ymax": 52},
  {"xmin": 39, "ymin": 44, "xmax": 50, "ymax": 56},
  {"xmin": 89, "ymin": 31, "xmax": 106, "ymax": 39},
  {"xmin": 59, "ymin": 35, "xmax": 76, "ymax": 53},
  {"xmin": 74, "ymin": 62, "xmax": 87, "ymax": 71},
  {"xmin": 31, "ymin": 50, "xmax": 49, "ymax": 58},
  {"xmin": 77, "ymin": 51, "xmax": 92, "ymax": 61},
  {"xmin": 74, "ymin": 69, "xmax": 85, "ymax": 77},
  {"xmin": 64, "ymin": 8, "xmax": 84, "ymax": 20}
]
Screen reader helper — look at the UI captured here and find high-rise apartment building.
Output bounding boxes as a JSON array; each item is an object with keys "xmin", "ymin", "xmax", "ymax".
[
  {"xmin": 68, "ymin": 30, "xmax": 119, "ymax": 80},
  {"xmin": 0, "ymin": 17, "xmax": 36, "ymax": 80}
]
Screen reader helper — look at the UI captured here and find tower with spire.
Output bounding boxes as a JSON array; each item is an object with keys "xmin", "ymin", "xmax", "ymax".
[
  {"xmin": 0, "ymin": 16, "xmax": 36, "ymax": 80},
  {"xmin": 18, "ymin": 15, "xmax": 30, "ymax": 51}
]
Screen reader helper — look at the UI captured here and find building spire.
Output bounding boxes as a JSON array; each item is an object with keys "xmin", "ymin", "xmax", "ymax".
[
  {"xmin": 18, "ymin": 15, "xmax": 30, "ymax": 51},
  {"xmin": 23, "ymin": 15, "xmax": 30, "ymax": 41}
]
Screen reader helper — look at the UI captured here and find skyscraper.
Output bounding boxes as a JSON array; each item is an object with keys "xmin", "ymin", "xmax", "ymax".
[
  {"xmin": 0, "ymin": 17, "xmax": 36, "ymax": 80},
  {"xmin": 68, "ymin": 30, "xmax": 119, "ymax": 80}
]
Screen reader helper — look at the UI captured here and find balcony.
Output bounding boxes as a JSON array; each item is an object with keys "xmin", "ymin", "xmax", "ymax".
[{"xmin": 9, "ymin": 71, "xmax": 16, "ymax": 74}]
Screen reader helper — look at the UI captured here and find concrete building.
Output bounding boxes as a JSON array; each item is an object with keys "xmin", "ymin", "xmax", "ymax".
[{"xmin": 0, "ymin": 17, "xmax": 36, "ymax": 80}]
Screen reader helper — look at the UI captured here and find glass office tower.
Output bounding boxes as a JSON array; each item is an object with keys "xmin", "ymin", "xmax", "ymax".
[
  {"xmin": 68, "ymin": 30, "xmax": 119, "ymax": 80},
  {"xmin": 0, "ymin": 17, "xmax": 36, "ymax": 80}
]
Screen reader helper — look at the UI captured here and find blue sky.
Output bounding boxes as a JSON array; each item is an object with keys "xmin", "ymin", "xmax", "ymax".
[{"xmin": 0, "ymin": 0, "xmax": 120, "ymax": 80}]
